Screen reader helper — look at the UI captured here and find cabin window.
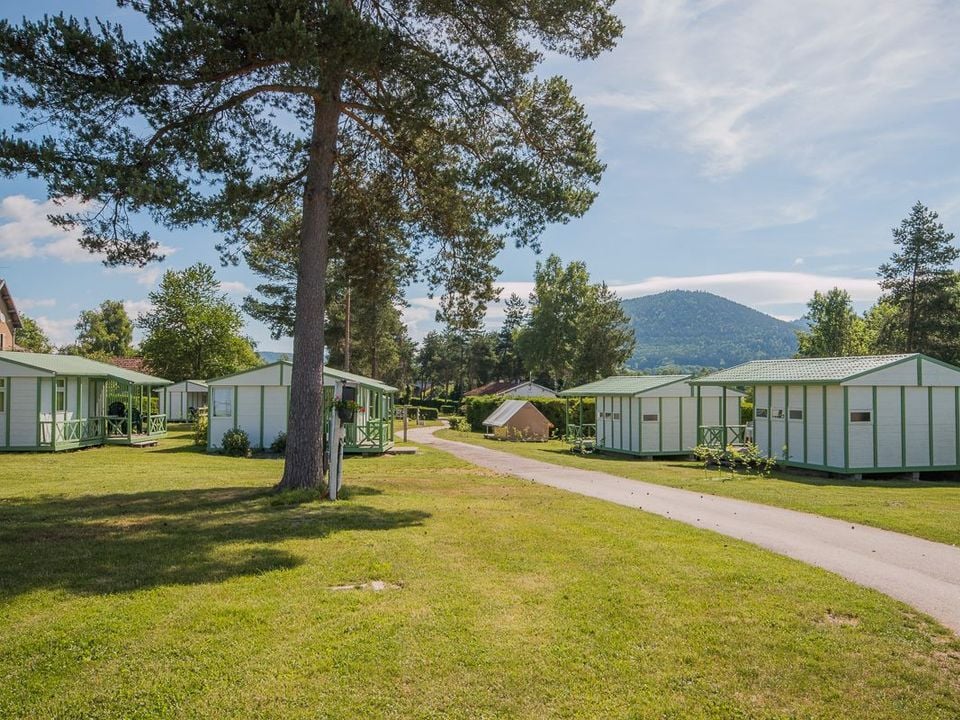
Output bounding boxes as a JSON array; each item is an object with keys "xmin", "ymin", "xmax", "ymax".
[
  {"xmin": 772, "ymin": 408, "xmax": 785, "ymax": 420},
  {"xmin": 642, "ymin": 413, "xmax": 659, "ymax": 422},
  {"xmin": 212, "ymin": 387, "xmax": 233, "ymax": 417},
  {"xmin": 850, "ymin": 410, "xmax": 872, "ymax": 423},
  {"xmin": 755, "ymin": 407, "xmax": 768, "ymax": 419},
  {"xmin": 611, "ymin": 412, "xmax": 621, "ymax": 420},
  {"xmin": 55, "ymin": 378, "xmax": 66, "ymax": 412},
  {"xmin": 788, "ymin": 409, "xmax": 803, "ymax": 421}
]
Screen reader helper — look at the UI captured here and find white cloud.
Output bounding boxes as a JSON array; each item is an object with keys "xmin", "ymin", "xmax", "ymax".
[
  {"xmin": 219, "ymin": 280, "xmax": 249, "ymax": 294},
  {"xmin": 17, "ymin": 297, "xmax": 56, "ymax": 310},
  {"xmin": 123, "ymin": 299, "xmax": 153, "ymax": 321},
  {"xmin": 32, "ymin": 316, "xmax": 76, "ymax": 346},
  {"xmin": 0, "ymin": 195, "xmax": 95, "ymax": 262},
  {"xmin": 585, "ymin": 0, "xmax": 960, "ymax": 179}
]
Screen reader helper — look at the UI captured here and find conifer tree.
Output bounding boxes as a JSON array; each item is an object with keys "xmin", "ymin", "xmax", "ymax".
[
  {"xmin": 0, "ymin": 1, "xmax": 620, "ymax": 488},
  {"xmin": 878, "ymin": 202, "xmax": 959, "ymax": 358}
]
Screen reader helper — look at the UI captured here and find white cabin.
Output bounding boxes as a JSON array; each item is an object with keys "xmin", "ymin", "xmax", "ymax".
[
  {"xmin": 158, "ymin": 380, "xmax": 208, "ymax": 421},
  {"xmin": 560, "ymin": 375, "xmax": 743, "ymax": 456},
  {"xmin": 205, "ymin": 361, "xmax": 397, "ymax": 454},
  {"xmin": 693, "ymin": 354, "xmax": 960, "ymax": 475}
]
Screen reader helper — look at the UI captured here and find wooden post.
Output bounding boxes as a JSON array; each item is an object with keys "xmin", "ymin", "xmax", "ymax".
[
  {"xmin": 403, "ymin": 405, "xmax": 408, "ymax": 442},
  {"xmin": 344, "ymin": 285, "xmax": 351, "ymax": 372},
  {"xmin": 695, "ymin": 385, "xmax": 702, "ymax": 445},
  {"xmin": 127, "ymin": 383, "xmax": 133, "ymax": 441},
  {"xmin": 146, "ymin": 385, "xmax": 152, "ymax": 434},
  {"xmin": 721, "ymin": 387, "xmax": 728, "ymax": 448}
]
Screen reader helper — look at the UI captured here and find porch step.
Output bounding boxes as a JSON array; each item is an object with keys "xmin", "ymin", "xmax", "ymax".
[
  {"xmin": 385, "ymin": 446, "xmax": 417, "ymax": 455},
  {"xmin": 128, "ymin": 439, "xmax": 159, "ymax": 448}
]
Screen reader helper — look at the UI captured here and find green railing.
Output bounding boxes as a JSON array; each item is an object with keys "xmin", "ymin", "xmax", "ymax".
[
  {"xmin": 698, "ymin": 425, "xmax": 748, "ymax": 448},
  {"xmin": 104, "ymin": 416, "xmax": 127, "ymax": 437},
  {"xmin": 565, "ymin": 423, "xmax": 597, "ymax": 442},
  {"xmin": 148, "ymin": 414, "xmax": 167, "ymax": 436},
  {"xmin": 55, "ymin": 417, "xmax": 105, "ymax": 443},
  {"xmin": 345, "ymin": 419, "xmax": 391, "ymax": 449}
]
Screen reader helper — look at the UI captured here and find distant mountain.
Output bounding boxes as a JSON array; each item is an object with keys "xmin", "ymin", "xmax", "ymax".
[
  {"xmin": 621, "ymin": 290, "xmax": 801, "ymax": 371},
  {"xmin": 259, "ymin": 351, "xmax": 291, "ymax": 364}
]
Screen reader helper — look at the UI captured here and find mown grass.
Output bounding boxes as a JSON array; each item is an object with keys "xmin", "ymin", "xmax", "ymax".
[
  {"xmin": 437, "ymin": 430, "xmax": 960, "ymax": 547},
  {"xmin": 1, "ymin": 426, "xmax": 959, "ymax": 718}
]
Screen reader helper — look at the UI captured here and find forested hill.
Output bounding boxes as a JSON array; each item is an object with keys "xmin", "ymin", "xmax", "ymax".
[{"xmin": 622, "ymin": 290, "xmax": 801, "ymax": 371}]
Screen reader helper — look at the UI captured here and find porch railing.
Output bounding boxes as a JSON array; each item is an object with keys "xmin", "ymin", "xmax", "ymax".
[
  {"xmin": 565, "ymin": 423, "xmax": 597, "ymax": 441},
  {"xmin": 148, "ymin": 414, "xmax": 167, "ymax": 436},
  {"xmin": 698, "ymin": 425, "xmax": 748, "ymax": 448},
  {"xmin": 345, "ymin": 419, "xmax": 391, "ymax": 448}
]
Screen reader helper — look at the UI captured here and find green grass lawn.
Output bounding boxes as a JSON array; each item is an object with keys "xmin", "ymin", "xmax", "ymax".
[
  {"xmin": 2, "ymin": 427, "xmax": 959, "ymax": 718},
  {"xmin": 437, "ymin": 429, "xmax": 960, "ymax": 547}
]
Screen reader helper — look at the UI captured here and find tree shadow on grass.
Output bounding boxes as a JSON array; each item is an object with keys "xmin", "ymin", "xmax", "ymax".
[{"xmin": 0, "ymin": 486, "xmax": 428, "ymax": 599}]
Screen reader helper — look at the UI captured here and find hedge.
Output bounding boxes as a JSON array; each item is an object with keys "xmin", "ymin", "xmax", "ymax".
[
  {"xmin": 398, "ymin": 405, "xmax": 439, "ymax": 421},
  {"xmin": 462, "ymin": 396, "xmax": 595, "ymax": 434}
]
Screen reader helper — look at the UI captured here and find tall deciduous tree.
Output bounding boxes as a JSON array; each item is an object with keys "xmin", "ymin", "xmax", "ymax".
[
  {"xmin": 878, "ymin": 202, "xmax": 960, "ymax": 358},
  {"xmin": 795, "ymin": 288, "xmax": 867, "ymax": 358},
  {"xmin": 519, "ymin": 254, "xmax": 633, "ymax": 388},
  {"xmin": 15, "ymin": 314, "xmax": 51, "ymax": 353},
  {"xmin": 139, "ymin": 263, "xmax": 260, "ymax": 381},
  {"xmin": 0, "ymin": 1, "xmax": 620, "ymax": 489},
  {"xmin": 74, "ymin": 300, "xmax": 135, "ymax": 358}
]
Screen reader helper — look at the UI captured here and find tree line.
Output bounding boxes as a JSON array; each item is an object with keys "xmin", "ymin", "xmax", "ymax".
[
  {"xmin": 797, "ymin": 202, "xmax": 960, "ymax": 362},
  {"xmin": 17, "ymin": 263, "xmax": 260, "ymax": 381}
]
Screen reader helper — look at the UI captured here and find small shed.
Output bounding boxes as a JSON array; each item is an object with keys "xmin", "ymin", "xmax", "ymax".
[
  {"xmin": 0, "ymin": 351, "xmax": 171, "ymax": 451},
  {"xmin": 205, "ymin": 360, "xmax": 397, "ymax": 453},
  {"xmin": 559, "ymin": 375, "xmax": 744, "ymax": 456},
  {"xmin": 159, "ymin": 380, "xmax": 208, "ymax": 421},
  {"xmin": 483, "ymin": 399, "xmax": 553, "ymax": 441},
  {"xmin": 691, "ymin": 354, "xmax": 960, "ymax": 475}
]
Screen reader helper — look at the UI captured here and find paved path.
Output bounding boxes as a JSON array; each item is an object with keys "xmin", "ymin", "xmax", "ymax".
[{"xmin": 411, "ymin": 427, "xmax": 960, "ymax": 634}]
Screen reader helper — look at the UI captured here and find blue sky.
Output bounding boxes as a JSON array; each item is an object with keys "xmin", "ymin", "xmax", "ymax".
[{"xmin": 2, "ymin": 0, "xmax": 959, "ymax": 352}]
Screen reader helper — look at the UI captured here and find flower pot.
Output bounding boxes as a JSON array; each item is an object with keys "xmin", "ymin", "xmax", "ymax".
[{"xmin": 337, "ymin": 407, "xmax": 355, "ymax": 423}]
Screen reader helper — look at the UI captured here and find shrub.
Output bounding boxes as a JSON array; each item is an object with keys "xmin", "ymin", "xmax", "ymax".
[
  {"xmin": 462, "ymin": 396, "xmax": 594, "ymax": 433},
  {"xmin": 399, "ymin": 405, "xmax": 439, "ymax": 421},
  {"xmin": 192, "ymin": 408, "xmax": 208, "ymax": 447},
  {"xmin": 221, "ymin": 428, "xmax": 251, "ymax": 457},
  {"xmin": 447, "ymin": 415, "xmax": 470, "ymax": 432},
  {"xmin": 439, "ymin": 403, "xmax": 458, "ymax": 415},
  {"xmin": 269, "ymin": 431, "xmax": 287, "ymax": 454},
  {"xmin": 693, "ymin": 442, "xmax": 776, "ymax": 477}
]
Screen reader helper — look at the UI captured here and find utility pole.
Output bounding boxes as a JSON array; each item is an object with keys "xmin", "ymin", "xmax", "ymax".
[{"xmin": 344, "ymin": 284, "xmax": 352, "ymax": 372}]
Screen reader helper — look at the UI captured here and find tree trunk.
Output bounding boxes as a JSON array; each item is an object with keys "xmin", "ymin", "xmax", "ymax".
[{"xmin": 279, "ymin": 95, "xmax": 341, "ymax": 490}]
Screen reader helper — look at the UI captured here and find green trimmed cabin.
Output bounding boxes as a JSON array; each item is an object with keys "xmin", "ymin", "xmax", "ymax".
[
  {"xmin": 692, "ymin": 354, "xmax": 960, "ymax": 476},
  {"xmin": 205, "ymin": 361, "xmax": 397, "ymax": 454},
  {"xmin": 0, "ymin": 351, "xmax": 171, "ymax": 451},
  {"xmin": 560, "ymin": 375, "xmax": 743, "ymax": 456}
]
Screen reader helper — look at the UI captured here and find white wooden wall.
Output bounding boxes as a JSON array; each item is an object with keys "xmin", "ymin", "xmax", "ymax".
[
  {"xmin": 596, "ymin": 388, "xmax": 739, "ymax": 455},
  {"xmin": 754, "ymin": 382, "xmax": 960, "ymax": 471}
]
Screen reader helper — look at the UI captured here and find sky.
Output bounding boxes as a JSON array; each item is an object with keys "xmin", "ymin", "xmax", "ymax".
[{"xmin": 1, "ymin": 0, "xmax": 959, "ymax": 352}]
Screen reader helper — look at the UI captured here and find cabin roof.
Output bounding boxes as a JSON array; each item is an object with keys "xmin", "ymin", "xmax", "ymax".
[
  {"xmin": 690, "ymin": 354, "xmax": 920, "ymax": 386},
  {"xmin": 207, "ymin": 360, "xmax": 397, "ymax": 392},
  {"xmin": 559, "ymin": 375, "xmax": 689, "ymax": 397},
  {"xmin": 0, "ymin": 351, "xmax": 171, "ymax": 385},
  {"xmin": 0, "ymin": 279, "xmax": 22, "ymax": 330}
]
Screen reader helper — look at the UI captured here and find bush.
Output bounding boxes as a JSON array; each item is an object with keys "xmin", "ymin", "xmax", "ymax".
[
  {"xmin": 439, "ymin": 403, "xmax": 458, "ymax": 416},
  {"xmin": 221, "ymin": 428, "xmax": 251, "ymax": 457},
  {"xmin": 693, "ymin": 442, "xmax": 776, "ymax": 476},
  {"xmin": 269, "ymin": 431, "xmax": 287, "ymax": 454},
  {"xmin": 192, "ymin": 408, "xmax": 208, "ymax": 447},
  {"xmin": 462, "ymin": 396, "xmax": 595, "ymax": 434},
  {"xmin": 447, "ymin": 415, "xmax": 470, "ymax": 432}
]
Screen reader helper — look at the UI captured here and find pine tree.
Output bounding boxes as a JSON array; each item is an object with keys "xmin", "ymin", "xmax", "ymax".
[
  {"xmin": 0, "ymin": 2, "xmax": 620, "ymax": 488},
  {"xmin": 878, "ymin": 202, "xmax": 959, "ymax": 358}
]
